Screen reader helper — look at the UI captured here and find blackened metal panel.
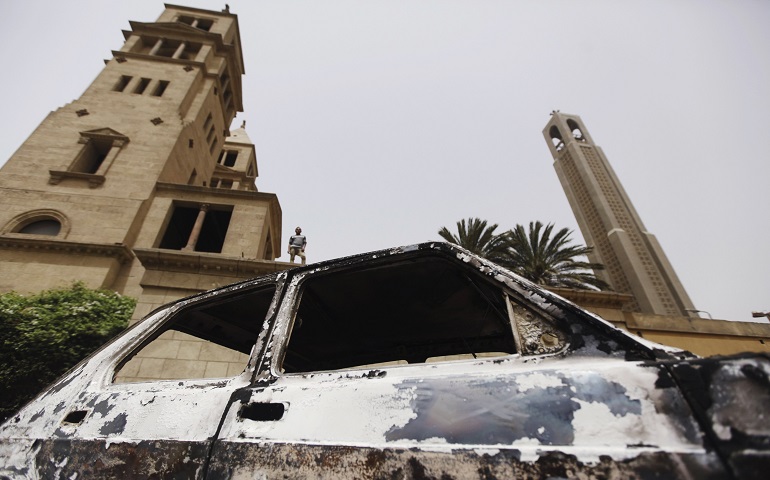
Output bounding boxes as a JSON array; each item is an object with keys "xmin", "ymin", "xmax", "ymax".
[
  {"xmin": 206, "ymin": 442, "xmax": 728, "ymax": 479},
  {"xmin": 668, "ymin": 354, "xmax": 770, "ymax": 479}
]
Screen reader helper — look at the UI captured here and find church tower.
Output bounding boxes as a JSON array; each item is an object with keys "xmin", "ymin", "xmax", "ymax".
[
  {"xmin": 0, "ymin": 5, "xmax": 285, "ymax": 322},
  {"xmin": 543, "ymin": 112, "xmax": 697, "ymax": 318}
]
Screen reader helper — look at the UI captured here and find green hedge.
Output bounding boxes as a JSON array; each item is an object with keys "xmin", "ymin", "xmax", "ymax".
[{"xmin": 0, "ymin": 283, "xmax": 135, "ymax": 422}]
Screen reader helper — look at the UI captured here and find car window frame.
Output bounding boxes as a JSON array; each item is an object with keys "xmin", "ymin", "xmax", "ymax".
[
  {"xmin": 264, "ymin": 251, "xmax": 570, "ymax": 379},
  {"xmin": 107, "ymin": 273, "xmax": 286, "ymax": 388}
]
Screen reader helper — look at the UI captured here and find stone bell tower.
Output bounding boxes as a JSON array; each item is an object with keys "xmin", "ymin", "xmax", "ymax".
[
  {"xmin": 0, "ymin": 5, "xmax": 286, "ymax": 321},
  {"xmin": 543, "ymin": 112, "xmax": 697, "ymax": 318}
]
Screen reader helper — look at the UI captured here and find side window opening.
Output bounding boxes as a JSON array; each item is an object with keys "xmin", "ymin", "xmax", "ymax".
[
  {"xmin": 281, "ymin": 256, "xmax": 519, "ymax": 374},
  {"xmin": 151, "ymin": 80, "xmax": 169, "ymax": 97},
  {"xmin": 566, "ymin": 119, "xmax": 586, "ymax": 142},
  {"xmin": 218, "ymin": 150, "xmax": 238, "ymax": 167},
  {"xmin": 71, "ymin": 137, "xmax": 113, "ymax": 174},
  {"xmin": 113, "ymin": 75, "xmax": 132, "ymax": 92},
  {"xmin": 549, "ymin": 125, "xmax": 564, "ymax": 152},
  {"xmin": 133, "ymin": 78, "xmax": 151, "ymax": 94},
  {"xmin": 158, "ymin": 203, "xmax": 233, "ymax": 253},
  {"xmin": 114, "ymin": 284, "xmax": 277, "ymax": 383}
]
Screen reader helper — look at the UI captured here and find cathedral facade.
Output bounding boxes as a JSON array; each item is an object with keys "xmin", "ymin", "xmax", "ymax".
[{"xmin": 0, "ymin": 5, "xmax": 288, "ymax": 324}]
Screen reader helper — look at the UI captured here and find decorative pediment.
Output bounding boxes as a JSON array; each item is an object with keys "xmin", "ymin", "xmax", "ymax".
[{"xmin": 78, "ymin": 128, "xmax": 129, "ymax": 146}]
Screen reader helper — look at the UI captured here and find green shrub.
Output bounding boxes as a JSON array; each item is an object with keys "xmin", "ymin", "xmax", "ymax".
[{"xmin": 0, "ymin": 283, "xmax": 135, "ymax": 422}]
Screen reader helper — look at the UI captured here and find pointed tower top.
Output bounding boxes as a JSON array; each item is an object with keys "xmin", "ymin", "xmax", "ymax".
[{"xmin": 226, "ymin": 121, "xmax": 253, "ymax": 145}]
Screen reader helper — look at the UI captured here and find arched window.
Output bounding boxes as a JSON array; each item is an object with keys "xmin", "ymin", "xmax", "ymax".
[
  {"xmin": 549, "ymin": 126, "xmax": 564, "ymax": 151},
  {"xmin": 18, "ymin": 219, "xmax": 61, "ymax": 236},
  {"xmin": 566, "ymin": 119, "xmax": 585, "ymax": 142},
  {"xmin": 2, "ymin": 210, "xmax": 70, "ymax": 238}
]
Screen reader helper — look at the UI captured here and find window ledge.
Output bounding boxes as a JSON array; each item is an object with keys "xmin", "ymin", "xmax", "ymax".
[
  {"xmin": 133, "ymin": 247, "xmax": 292, "ymax": 278},
  {"xmin": 49, "ymin": 170, "xmax": 106, "ymax": 188}
]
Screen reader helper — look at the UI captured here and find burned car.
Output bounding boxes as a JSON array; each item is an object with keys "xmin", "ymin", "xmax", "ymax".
[{"xmin": 1, "ymin": 242, "xmax": 769, "ymax": 478}]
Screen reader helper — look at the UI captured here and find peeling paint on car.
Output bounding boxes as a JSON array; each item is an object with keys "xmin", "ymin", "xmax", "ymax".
[{"xmin": 1, "ymin": 242, "xmax": 769, "ymax": 478}]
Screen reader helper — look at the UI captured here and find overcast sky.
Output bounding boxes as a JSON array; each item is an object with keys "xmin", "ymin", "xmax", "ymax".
[{"xmin": 1, "ymin": 0, "xmax": 768, "ymax": 322}]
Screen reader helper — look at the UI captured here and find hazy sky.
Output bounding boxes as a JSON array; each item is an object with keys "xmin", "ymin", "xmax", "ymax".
[{"xmin": 1, "ymin": 0, "xmax": 768, "ymax": 322}]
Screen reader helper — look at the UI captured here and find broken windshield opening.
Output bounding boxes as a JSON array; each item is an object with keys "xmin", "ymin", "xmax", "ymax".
[
  {"xmin": 281, "ymin": 255, "xmax": 516, "ymax": 374},
  {"xmin": 114, "ymin": 284, "xmax": 276, "ymax": 383}
]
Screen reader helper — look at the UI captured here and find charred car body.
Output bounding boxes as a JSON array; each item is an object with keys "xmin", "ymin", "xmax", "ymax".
[{"xmin": 1, "ymin": 242, "xmax": 769, "ymax": 478}]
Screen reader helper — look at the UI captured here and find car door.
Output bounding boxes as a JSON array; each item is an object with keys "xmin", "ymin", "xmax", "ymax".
[
  {"xmin": 208, "ymin": 248, "xmax": 726, "ymax": 479},
  {"xmin": 1, "ymin": 276, "xmax": 281, "ymax": 479}
]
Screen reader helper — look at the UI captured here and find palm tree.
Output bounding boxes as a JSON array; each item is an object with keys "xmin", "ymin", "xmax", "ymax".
[
  {"xmin": 499, "ymin": 221, "xmax": 608, "ymax": 291},
  {"xmin": 437, "ymin": 218, "xmax": 508, "ymax": 262}
]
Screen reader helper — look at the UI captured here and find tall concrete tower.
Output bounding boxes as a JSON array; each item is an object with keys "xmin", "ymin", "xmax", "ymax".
[
  {"xmin": 0, "ymin": 5, "xmax": 286, "ymax": 323},
  {"xmin": 543, "ymin": 112, "xmax": 696, "ymax": 317}
]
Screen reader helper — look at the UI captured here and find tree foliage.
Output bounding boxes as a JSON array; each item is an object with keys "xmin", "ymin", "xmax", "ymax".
[
  {"xmin": 437, "ymin": 217, "xmax": 508, "ymax": 264},
  {"xmin": 500, "ymin": 221, "xmax": 609, "ymax": 291},
  {"xmin": 0, "ymin": 283, "xmax": 135, "ymax": 422},
  {"xmin": 439, "ymin": 218, "xmax": 608, "ymax": 291}
]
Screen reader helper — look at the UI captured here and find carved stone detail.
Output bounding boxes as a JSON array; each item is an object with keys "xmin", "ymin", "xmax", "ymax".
[{"xmin": 510, "ymin": 304, "xmax": 566, "ymax": 355}]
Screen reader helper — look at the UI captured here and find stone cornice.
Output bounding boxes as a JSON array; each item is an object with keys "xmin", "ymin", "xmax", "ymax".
[
  {"xmin": 0, "ymin": 236, "xmax": 134, "ymax": 264},
  {"xmin": 545, "ymin": 286, "xmax": 634, "ymax": 309},
  {"xmin": 124, "ymin": 22, "xmax": 231, "ymax": 52},
  {"xmin": 133, "ymin": 247, "xmax": 292, "ymax": 278},
  {"xmin": 111, "ymin": 51, "xmax": 208, "ymax": 70},
  {"xmin": 155, "ymin": 182, "xmax": 278, "ymax": 204},
  {"xmin": 626, "ymin": 312, "xmax": 770, "ymax": 338}
]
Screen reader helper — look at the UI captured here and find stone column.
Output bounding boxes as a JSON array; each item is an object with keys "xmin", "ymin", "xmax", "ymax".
[
  {"xmin": 172, "ymin": 42, "xmax": 187, "ymax": 60},
  {"xmin": 149, "ymin": 38, "xmax": 164, "ymax": 56},
  {"xmin": 182, "ymin": 204, "xmax": 209, "ymax": 251}
]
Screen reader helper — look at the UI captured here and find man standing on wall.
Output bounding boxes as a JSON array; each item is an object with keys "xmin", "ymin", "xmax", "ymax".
[{"xmin": 288, "ymin": 227, "xmax": 307, "ymax": 264}]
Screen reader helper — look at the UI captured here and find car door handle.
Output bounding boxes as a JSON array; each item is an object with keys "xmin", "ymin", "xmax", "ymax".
[{"xmin": 238, "ymin": 402, "xmax": 285, "ymax": 421}]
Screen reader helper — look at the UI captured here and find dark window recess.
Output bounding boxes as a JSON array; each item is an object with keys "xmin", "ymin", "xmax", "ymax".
[
  {"xmin": 567, "ymin": 119, "xmax": 586, "ymax": 141},
  {"xmin": 155, "ymin": 40, "xmax": 201, "ymax": 60},
  {"xmin": 71, "ymin": 138, "xmax": 112, "ymax": 174},
  {"xmin": 203, "ymin": 113, "xmax": 213, "ymax": 131},
  {"xmin": 209, "ymin": 137, "xmax": 218, "ymax": 155},
  {"xmin": 264, "ymin": 232, "xmax": 273, "ymax": 260},
  {"xmin": 218, "ymin": 150, "xmax": 238, "ymax": 167},
  {"xmin": 152, "ymin": 80, "xmax": 169, "ymax": 97},
  {"xmin": 549, "ymin": 125, "xmax": 564, "ymax": 150},
  {"xmin": 134, "ymin": 78, "xmax": 151, "ymax": 94},
  {"xmin": 114, "ymin": 283, "xmax": 277, "ymax": 383},
  {"xmin": 155, "ymin": 40, "xmax": 179, "ymax": 58},
  {"xmin": 178, "ymin": 15, "xmax": 213, "ymax": 32},
  {"xmin": 18, "ymin": 219, "xmax": 61, "ymax": 236},
  {"xmin": 211, "ymin": 178, "xmax": 233, "ymax": 189},
  {"xmin": 159, "ymin": 205, "xmax": 232, "ymax": 253},
  {"xmin": 283, "ymin": 255, "xmax": 516, "ymax": 374},
  {"xmin": 113, "ymin": 75, "xmax": 132, "ymax": 92}
]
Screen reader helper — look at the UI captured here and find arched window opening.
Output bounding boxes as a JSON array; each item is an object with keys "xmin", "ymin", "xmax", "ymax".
[
  {"xmin": 3, "ymin": 210, "xmax": 70, "ymax": 238},
  {"xmin": 18, "ymin": 219, "xmax": 61, "ymax": 236},
  {"xmin": 567, "ymin": 119, "xmax": 585, "ymax": 142},
  {"xmin": 549, "ymin": 126, "xmax": 564, "ymax": 152}
]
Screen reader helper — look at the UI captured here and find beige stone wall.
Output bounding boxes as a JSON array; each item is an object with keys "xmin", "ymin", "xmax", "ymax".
[
  {"xmin": 0, "ymin": 249, "xmax": 124, "ymax": 294},
  {"xmin": 553, "ymin": 287, "xmax": 770, "ymax": 356},
  {"xmin": 114, "ymin": 330, "xmax": 249, "ymax": 383},
  {"xmin": 640, "ymin": 330, "xmax": 770, "ymax": 357},
  {"xmin": 0, "ymin": 4, "xmax": 276, "ymax": 383}
]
